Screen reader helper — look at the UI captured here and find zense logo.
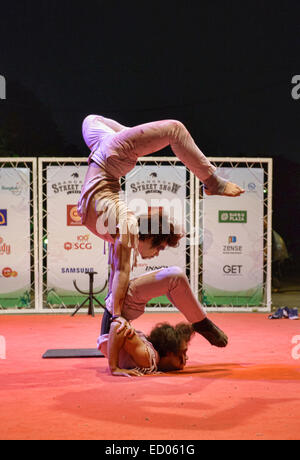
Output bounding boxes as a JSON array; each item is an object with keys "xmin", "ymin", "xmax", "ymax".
[
  {"xmin": 0, "ymin": 210, "xmax": 7, "ymax": 226},
  {"xmin": 223, "ymin": 236, "xmax": 242, "ymax": 255},
  {"xmin": 228, "ymin": 236, "xmax": 237, "ymax": 243}
]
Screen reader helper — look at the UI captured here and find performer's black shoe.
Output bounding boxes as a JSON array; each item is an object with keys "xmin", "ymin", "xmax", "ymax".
[{"xmin": 192, "ymin": 318, "xmax": 228, "ymax": 347}]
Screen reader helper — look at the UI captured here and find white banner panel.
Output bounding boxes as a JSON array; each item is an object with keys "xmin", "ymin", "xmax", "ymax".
[
  {"xmin": 46, "ymin": 166, "xmax": 108, "ymax": 306},
  {"xmin": 203, "ymin": 167, "xmax": 264, "ymax": 306},
  {"xmin": 0, "ymin": 168, "xmax": 31, "ymax": 307},
  {"xmin": 125, "ymin": 165, "xmax": 187, "ymax": 304}
]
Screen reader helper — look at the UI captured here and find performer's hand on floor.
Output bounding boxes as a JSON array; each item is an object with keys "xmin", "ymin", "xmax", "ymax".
[{"xmin": 111, "ymin": 368, "xmax": 144, "ymax": 377}]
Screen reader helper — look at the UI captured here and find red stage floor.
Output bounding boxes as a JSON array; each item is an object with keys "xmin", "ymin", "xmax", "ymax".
[{"xmin": 0, "ymin": 313, "xmax": 299, "ymax": 440}]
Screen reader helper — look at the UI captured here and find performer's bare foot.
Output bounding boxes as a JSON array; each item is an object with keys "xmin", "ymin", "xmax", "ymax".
[{"xmin": 205, "ymin": 181, "xmax": 245, "ymax": 197}]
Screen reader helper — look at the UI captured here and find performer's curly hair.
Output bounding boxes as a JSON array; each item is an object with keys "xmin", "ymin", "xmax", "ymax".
[
  {"xmin": 138, "ymin": 209, "xmax": 184, "ymax": 248},
  {"xmin": 147, "ymin": 322, "xmax": 195, "ymax": 358}
]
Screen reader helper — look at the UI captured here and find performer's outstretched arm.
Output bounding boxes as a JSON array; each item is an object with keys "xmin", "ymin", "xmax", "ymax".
[
  {"xmin": 110, "ymin": 237, "xmax": 132, "ymax": 317},
  {"xmin": 108, "ymin": 319, "xmax": 150, "ymax": 377}
]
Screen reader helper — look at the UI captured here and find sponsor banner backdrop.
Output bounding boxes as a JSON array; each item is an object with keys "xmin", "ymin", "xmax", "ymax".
[
  {"xmin": 203, "ymin": 167, "xmax": 264, "ymax": 306},
  {"xmin": 125, "ymin": 165, "xmax": 187, "ymax": 304},
  {"xmin": 0, "ymin": 168, "xmax": 31, "ymax": 307},
  {"xmin": 47, "ymin": 166, "xmax": 108, "ymax": 305}
]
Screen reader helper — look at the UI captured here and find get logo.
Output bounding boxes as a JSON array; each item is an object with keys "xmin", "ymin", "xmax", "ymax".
[{"xmin": 2, "ymin": 267, "xmax": 18, "ymax": 278}]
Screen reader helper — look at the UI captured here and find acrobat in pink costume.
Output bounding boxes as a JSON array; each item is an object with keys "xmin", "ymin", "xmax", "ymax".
[
  {"xmin": 78, "ymin": 115, "xmax": 228, "ymax": 348},
  {"xmin": 78, "ymin": 115, "xmax": 227, "ymax": 259}
]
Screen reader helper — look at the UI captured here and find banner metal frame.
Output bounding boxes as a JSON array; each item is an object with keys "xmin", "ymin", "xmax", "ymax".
[
  {"xmin": 195, "ymin": 157, "xmax": 273, "ymax": 312},
  {"xmin": 38, "ymin": 157, "xmax": 195, "ymax": 313},
  {"xmin": 0, "ymin": 158, "xmax": 39, "ymax": 313},
  {"xmin": 0, "ymin": 156, "xmax": 273, "ymax": 314}
]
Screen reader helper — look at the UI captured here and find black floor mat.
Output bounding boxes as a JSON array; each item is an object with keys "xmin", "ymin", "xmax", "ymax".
[{"xmin": 43, "ymin": 349, "xmax": 104, "ymax": 359}]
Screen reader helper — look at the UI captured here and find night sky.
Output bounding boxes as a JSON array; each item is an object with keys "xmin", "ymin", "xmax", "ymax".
[{"xmin": 0, "ymin": 1, "xmax": 299, "ymax": 259}]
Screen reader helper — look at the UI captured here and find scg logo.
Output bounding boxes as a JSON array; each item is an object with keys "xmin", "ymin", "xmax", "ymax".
[
  {"xmin": 223, "ymin": 265, "xmax": 242, "ymax": 275},
  {"xmin": 64, "ymin": 235, "xmax": 92, "ymax": 251}
]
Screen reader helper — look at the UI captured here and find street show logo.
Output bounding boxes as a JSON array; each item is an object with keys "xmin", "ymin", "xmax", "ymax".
[
  {"xmin": 64, "ymin": 235, "xmax": 92, "ymax": 251},
  {"xmin": 219, "ymin": 211, "xmax": 247, "ymax": 223},
  {"xmin": 0, "ymin": 237, "xmax": 11, "ymax": 256},
  {"xmin": 67, "ymin": 205, "xmax": 82, "ymax": 226},
  {"xmin": 2, "ymin": 267, "xmax": 18, "ymax": 278},
  {"xmin": 130, "ymin": 172, "xmax": 182, "ymax": 195},
  {"xmin": 52, "ymin": 173, "xmax": 83, "ymax": 195},
  {"xmin": 223, "ymin": 235, "xmax": 242, "ymax": 255},
  {"xmin": 0, "ymin": 210, "xmax": 7, "ymax": 226}
]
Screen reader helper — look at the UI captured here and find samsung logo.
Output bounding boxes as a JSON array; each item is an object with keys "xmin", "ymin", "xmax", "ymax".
[{"xmin": 61, "ymin": 267, "xmax": 94, "ymax": 274}]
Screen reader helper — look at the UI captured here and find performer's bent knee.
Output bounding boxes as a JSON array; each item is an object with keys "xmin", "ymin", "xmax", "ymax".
[
  {"xmin": 161, "ymin": 266, "xmax": 188, "ymax": 282},
  {"xmin": 83, "ymin": 114, "xmax": 96, "ymax": 124},
  {"xmin": 165, "ymin": 120, "xmax": 189, "ymax": 141},
  {"xmin": 168, "ymin": 266, "xmax": 185, "ymax": 276}
]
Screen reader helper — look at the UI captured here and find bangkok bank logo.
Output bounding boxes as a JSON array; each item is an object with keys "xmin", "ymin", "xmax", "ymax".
[
  {"xmin": 64, "ymin": 235, "xmax": 92, "ymax": 251},
  {"xmin": 0, "ymin": 210, "xmax": 7, "ymax": 226},
  {"xmin": 67, "ymin": 205, "xmax": 82, "ymax": 226},
  {"xmin": 1, "ymin": 183, "xmax": 23, "ymax": 196},
  {"xmin": 2, "ymin": 267, "xmax": 18, "ymax": 278}
]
